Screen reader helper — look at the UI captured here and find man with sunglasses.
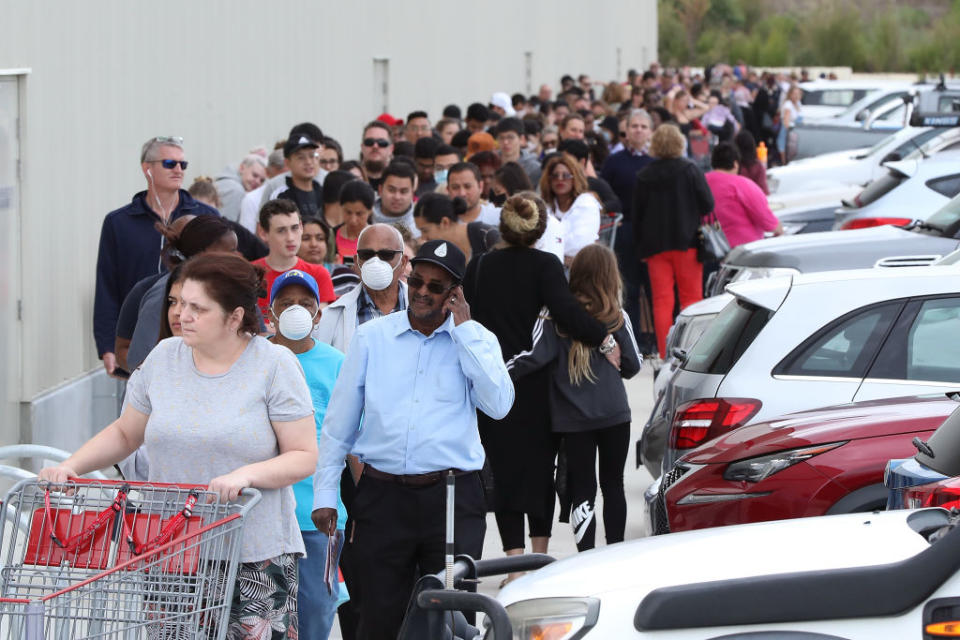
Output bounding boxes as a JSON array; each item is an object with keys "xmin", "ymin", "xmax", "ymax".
[
  {"xmin": 94, "ymin": 135, "xmax": 218, "ymax": 377},
  {"xmin": 359, "ymin": 120, "xmax": 394, "ymax": 190},
  {"xmin": 312, "ymin": 239, "xmax": 513, "ymax": 640},
  {"xmin": 313, "ymin": 223, "xmax": 408, "ymax": 353}
]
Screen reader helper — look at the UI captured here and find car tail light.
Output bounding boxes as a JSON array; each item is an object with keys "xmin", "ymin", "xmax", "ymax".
[
  {"xmin": 669, "ymin": 398, "xmax": 762, "ymax": 450},
  {"xmin": 840, "ymin": 217, "xmax": 912, "ymax": 230},
  {"xmin": 903, "ymin": 477, "xmax": 960, "ymax": 510}
]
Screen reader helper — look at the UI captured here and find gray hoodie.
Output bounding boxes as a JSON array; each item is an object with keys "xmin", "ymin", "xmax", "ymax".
[
  {"xmin": 372, "ymin": 198, "xmax": 420, "ymax": 238},
  {"xmin": 214, "ymin": 166, "xmax": 244, "ymax": 222}
]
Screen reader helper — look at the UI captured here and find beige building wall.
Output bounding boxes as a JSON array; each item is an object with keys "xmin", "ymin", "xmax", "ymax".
[{"xmin": 0, "ymin": 0, "xmax": 656, "ymax": 445}]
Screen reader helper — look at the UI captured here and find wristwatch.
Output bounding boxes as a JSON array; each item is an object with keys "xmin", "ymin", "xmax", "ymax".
[{"xmin": 599, "ymin": 334, "xmax": 617, "ymax": 354}]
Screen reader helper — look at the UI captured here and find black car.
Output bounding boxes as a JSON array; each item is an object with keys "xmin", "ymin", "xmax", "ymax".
[{"xmin": 709, "ymin": 200, "xmax": 960, "ymax": 297}]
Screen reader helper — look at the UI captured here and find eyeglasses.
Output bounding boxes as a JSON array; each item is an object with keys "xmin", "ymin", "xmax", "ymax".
[
  {"xmin": 318, "ymin": 158, "xmax": 339, "ymax": 167},
  {"xmin": 154, "ymin": 136, "xmax": 183, "ymax": 145},
  {"xmin": 356, "ymin": 248, "xmax": 402, "ymax": 262},
  {"xmin": 154, "ymin": 159, "xmax": 189, "ymax": 170},
  {"xmin": 407, "ymin": 274, "xmax": 456, "ymax": 295},
  {"xmin": 363, "ymin": 138, "xmax": 391, "ymax": 148},
  {"xmin": 550, "ymin": 172, "xmax": 574, "ymax": 181}
]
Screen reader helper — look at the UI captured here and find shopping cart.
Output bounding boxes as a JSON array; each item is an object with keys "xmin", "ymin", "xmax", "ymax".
[
  {"xmin": 0, "ymin": 478, "xmax": 260, "ymax": 639},
  {"xmin": 598, "ymin": 212, "xmax": 623, "ymax": 249}
]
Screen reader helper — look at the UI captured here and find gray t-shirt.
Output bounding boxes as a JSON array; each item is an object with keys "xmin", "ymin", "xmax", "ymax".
[{"xmin": 126, "ymin": 335, "xmax": 313, "ymax": 562}]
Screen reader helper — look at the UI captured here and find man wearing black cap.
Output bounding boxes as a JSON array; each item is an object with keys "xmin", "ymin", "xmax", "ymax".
[
  {"xmin": 274, "ymin": 134, "xmax": 324, "ymax": 218},
  {"xmin": 259, "ymin": 122, "xmax": 328, "ymax": 210},
  {"xmin": 312, "ymin": 240, "xmax": 514, "ymax": 640}
]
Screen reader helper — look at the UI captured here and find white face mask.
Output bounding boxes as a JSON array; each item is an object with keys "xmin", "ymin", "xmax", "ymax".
[
  {"xmin": 276, "ymin": 305, "xmax": 317, "ymax": 341},
  {"xmin": 360, "ymin": 256, "xmax": 399, "ymax": 291}
]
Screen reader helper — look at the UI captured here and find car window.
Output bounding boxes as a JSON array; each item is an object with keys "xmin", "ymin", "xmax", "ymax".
[
  {"xmin": 876, "ymin": 103, "xmax": 906, "ymax": 123},
  {"xmin": 775, "ymin": 303, "xmax": 901, "ymax": 378},
  {"xmin": 926, "ymin": 174, "xmax": 960, "ymax": 198},
  {"xmin": 683, "ymin": 299, "xmax": 770, "ymax": 375},
  {"xmin": 870, "ymin": 297, "xmax": 960, "ymax": 382},
  {"xmin": 804, "ymin": 89, "xmax": 865, "ymax": 107},
  {"xmin": 889, "ymin": 128, "xmax": 943, "ymax": 160}
]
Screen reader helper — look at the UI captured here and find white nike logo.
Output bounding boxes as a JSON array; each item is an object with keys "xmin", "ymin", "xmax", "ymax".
[{"xmin": 571, "ymin": 500, "xmax": 594, "ymax": 544}]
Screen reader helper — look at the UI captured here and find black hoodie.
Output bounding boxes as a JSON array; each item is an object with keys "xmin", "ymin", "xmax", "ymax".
[{"xmin": 631, "ymin": 157, "xmax": 714, "ymax": 259}]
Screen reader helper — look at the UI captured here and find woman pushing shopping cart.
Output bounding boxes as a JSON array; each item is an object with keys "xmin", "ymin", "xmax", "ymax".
[{"xmin": 29, "ymin": 254, "xmax": 319, "ymax": 639}]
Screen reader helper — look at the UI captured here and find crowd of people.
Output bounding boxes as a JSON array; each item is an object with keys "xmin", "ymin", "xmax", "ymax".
[{"xmin": 42, "ymin": 61, "xmax": 802, "ymax": 639}]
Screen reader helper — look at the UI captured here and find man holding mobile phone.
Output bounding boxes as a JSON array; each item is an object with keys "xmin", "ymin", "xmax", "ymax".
[{"xmin": 312, "ymin": 239, "xmax": 514, "ymax": 640}]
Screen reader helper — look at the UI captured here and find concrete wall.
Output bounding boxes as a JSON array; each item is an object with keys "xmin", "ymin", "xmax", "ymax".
[{"xmin": 0, "ymin": 0, "xmax": 656, "ymax": 445}]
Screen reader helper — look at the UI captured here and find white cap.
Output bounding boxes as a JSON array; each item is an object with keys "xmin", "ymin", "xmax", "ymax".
[{"xmin": 490, "ymin": 92, "xmax": 516, "ymax": 117}]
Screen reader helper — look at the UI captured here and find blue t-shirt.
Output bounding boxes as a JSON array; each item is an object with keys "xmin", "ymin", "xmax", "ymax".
[{"xmin": 292, "ymin": 340, "xmax": 347, "ymax": 531}]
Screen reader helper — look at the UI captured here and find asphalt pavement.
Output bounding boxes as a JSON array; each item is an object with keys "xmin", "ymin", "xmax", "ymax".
[{"xmin": 328, "ymin": 363, "xmax": 657, "ymax": 639}]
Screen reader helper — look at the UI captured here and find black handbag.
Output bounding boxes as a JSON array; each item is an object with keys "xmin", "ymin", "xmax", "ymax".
[{"xmin": 697, "ymin": 214, "xmax": 731, "ymax": 263}]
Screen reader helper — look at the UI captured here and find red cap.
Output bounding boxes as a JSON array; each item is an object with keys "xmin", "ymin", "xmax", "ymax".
[{"xmin": 377, "ymin": 113, "xmax": 403, "ymax": 127}]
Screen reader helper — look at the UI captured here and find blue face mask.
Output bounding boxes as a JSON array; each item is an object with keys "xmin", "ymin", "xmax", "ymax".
[{"xmin": 435, "ymin": 169, "xmax": 449, "ymax": 185}]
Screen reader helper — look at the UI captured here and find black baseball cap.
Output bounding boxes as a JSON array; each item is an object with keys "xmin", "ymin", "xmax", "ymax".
[
  {"xmin": 284, "ymin": 135, "xmax": 320, "ymax": 157},
  {"xmin": 411, "ymin": 240, "xmax": 466, "ymax": 282}
]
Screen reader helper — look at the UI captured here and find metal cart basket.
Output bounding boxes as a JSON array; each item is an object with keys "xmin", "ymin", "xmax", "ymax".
[{"xmin": 0, "ymin": 478, "xmax": 260, "ymax": 639}]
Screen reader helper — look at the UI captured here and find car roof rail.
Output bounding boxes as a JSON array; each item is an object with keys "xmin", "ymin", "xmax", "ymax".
[{"xmin": 634, "ymin": 509, "xmax": 960, "ymax": 631}]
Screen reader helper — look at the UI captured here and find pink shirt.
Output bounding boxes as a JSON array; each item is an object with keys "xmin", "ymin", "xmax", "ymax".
[{"xmin": 705, "ymin": 171, "xmax": 779, "ymax": 248}]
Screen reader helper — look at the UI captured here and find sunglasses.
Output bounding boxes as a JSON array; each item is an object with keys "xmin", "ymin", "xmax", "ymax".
[
  {"xmin": 356, "ymin": 248, "xmax": 401, "ymax": 262},
  {"xmin": 154, "ymin": 136, "xmax": 184, "ymax": 145},
  {"xmin": 551, "ymin": 172, "xmax": 574, "ymax": 181},
  {"xmin": 155, "ymin": 159, "xmax": 189, "ymax": 170},
  {"xmin": 363, "ymin": 138, "xmax": 391, "ymax": 148},
  {"xmin": 407, "ymin": 274, "xmax": 455, "ymax": 295}
]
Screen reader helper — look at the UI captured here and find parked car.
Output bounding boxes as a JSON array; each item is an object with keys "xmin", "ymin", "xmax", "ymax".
[
  {"xmin": 885, "ymin": 393, "xmax": 960, "ymax": 509},
  {"xmin": 708, "ymin": 190, "xmax": 960, "ymax": 297},
  {"xmin": 795, "ymin": 82, "xmax": 960, "ymax": 159},
  {"xmin": 647, "ymin": 266, "xmax": 960, "ymax": 476},
  {"xmin": 798, "ymin": 80, "xmax": 895, "ymax": 120},
  {"xmin": 489, "ymin": 506, "xmax": 960, "ymax": 639},
  {"xmin": 767, "ymin": 126, "xmax": 960, "ymax": 213},
  {"xmin": 651, "ymin": 394, "xmax": 953, "ymax": 536},
  {"xmin": 832, "ymin": 150, "xmax": 960, "ymax": 230},
  {"xmin": 640, "ymin": 294, "xmax": 730, "ymax": 475}
]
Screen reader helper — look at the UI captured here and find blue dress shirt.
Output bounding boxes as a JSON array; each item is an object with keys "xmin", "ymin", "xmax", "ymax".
[{"xmin": 312, "ymin": 311, "xmax": 514, "ymax": 511}]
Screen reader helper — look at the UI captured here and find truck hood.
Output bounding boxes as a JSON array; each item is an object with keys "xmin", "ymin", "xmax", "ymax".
[
  {"xmin": 725, "ymin": 225, "xmax": 960, "ymax": 271},
  {"xmin": 684, "ymin": 395, "xmax": 956, "ymax": 464},
  {"xmin": 497, "ymin": 509, "xmax": 934, "ymax": 606}
]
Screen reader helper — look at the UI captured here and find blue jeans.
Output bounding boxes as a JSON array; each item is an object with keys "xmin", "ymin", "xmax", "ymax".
[{"xmin": 299, "ymin": 530, "xmax": 344, "ymax": 640}]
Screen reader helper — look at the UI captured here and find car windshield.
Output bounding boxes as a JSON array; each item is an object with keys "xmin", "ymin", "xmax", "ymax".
[
  {"xmin": 683, "ymin": 299, "xmax": 771, "ymax": 375},
  {"xmin": 924, "ymin": 194, "xmax": 960, "ymax": 231}
]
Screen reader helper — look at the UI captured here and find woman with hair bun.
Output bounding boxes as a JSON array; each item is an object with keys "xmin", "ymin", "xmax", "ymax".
[
  {"xmin": 41, "ymin": 253, "xmax": 318, "ymax": 638},
  {"xmin": 464, "ymin": 193, "xmax": 614, "ymax": 581}
]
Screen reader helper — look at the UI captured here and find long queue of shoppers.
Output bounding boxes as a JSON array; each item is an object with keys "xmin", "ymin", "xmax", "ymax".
[{"xmin": 41, "ymin": 61, "xmax": 790, "ymax": 640}]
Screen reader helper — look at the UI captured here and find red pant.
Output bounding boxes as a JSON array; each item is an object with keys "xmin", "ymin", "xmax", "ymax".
[{"xmin": 645, "ymin": 248, "xmax": 703, "ymax": 356}]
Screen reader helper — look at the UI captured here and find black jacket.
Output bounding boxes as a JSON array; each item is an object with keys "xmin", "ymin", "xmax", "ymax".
[
  {"xmin": 506, "ymin": 310, "xmax": 642, "ymax": 432},
  {"xmin": 632, "ymin": 157, "xmax": 714, "ymax": 259}
]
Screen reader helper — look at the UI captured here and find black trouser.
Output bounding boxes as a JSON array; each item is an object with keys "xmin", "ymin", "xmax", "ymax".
[
  {"xmin": 494, "ymin": 510, "xmax": 554, "ymax": 551},
  {"xmin": 337, "ymin": 467, "xmax": 360, "ymax": 640},
  {"xmin": 350, "ymin": 470, "xmax": 486, "ymax": 640},
  {"xmin": 563, "ymin": 423, "xmax": 630, "ymax": 552}
]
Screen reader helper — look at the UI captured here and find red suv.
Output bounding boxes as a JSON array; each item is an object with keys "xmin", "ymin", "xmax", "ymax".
[{"xmin": 652, "ymin": 394, "xmax": 955, "ymax": 535}]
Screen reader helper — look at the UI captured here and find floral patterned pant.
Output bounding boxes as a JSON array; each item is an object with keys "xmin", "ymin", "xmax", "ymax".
[{"xmin": 228, "ymin": 553, "xmax": 300, "ymax": 640}]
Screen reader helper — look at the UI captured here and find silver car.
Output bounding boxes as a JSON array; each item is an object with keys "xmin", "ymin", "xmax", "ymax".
[{"xmin": 648, "ymin": 266, "xmax": 960, "ymax": 475}]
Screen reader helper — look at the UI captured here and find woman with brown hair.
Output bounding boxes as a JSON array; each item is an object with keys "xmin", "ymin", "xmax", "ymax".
[
  {"xmin": 464, "ymin": 193, "xmax": 613, "ymax": 580},
  {"xmin": 506, "ymin": 244, "xmax": 641, "ymax": 552},
  {"xmin": 632, "ymin": 124, "xmax": 714, "ymax": 358},
  {"xmin": 41, "ymin": 253, "xmax": 318, "ymax": 638},
  {"xmin": 539, "ymin": 153, "xmax": 601, "ymax": 265}
]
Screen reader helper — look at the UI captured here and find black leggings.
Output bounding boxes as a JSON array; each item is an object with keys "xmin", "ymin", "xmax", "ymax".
[
  {"xmin": 495, "ymin": 510, "xmax": 554, "ymax": 551},
  {"xmin": 563, "ymin": 422, "xmax": 630, "ymax": 552}
]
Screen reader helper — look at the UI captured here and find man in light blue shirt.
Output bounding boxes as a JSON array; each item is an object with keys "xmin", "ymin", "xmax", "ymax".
[{"xmin": 312, "ymin": 239, "xmax": 513, "ymax": 640}]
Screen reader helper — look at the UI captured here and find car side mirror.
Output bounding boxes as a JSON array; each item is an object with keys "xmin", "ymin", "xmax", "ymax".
[
  {"xmin": 855, "ymin": 110, "xmax": 868, "ymax": 122},
  {"xmin": 881, "ymin": 152, "xmax": 901, "ymax": 163},
  {"xmin": 670, "ymin": 347, "xmax": 688, "ymax": 364}
]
